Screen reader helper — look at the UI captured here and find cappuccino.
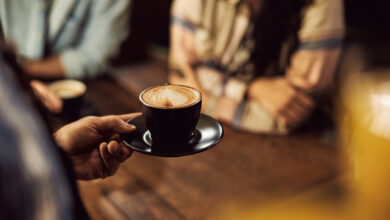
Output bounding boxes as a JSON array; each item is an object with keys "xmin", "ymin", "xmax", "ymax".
[
  {"xmin": 141, "ymin": 85, "xmax": 201, "ymax": 108},
  {"xmin": 49, "ymin": 80, "xmax": 86, "ymax": 99}
]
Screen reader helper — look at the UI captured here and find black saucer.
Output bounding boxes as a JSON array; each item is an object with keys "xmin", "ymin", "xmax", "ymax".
[{"xmin": 120, "ymin": 114, "xmax": 224, "ymax": 157}]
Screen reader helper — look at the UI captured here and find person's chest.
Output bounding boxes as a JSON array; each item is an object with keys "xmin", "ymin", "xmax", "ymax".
[{"xmin": 0, "ymin": 0, "xmax": 91, "ymax": 58}]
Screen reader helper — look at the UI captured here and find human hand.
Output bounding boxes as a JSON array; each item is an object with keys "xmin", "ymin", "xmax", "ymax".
[
  {"xmin": 54, "ymin": 113, "xmax": 140, "ymax": 180},
  {"xmin": 30, "ymin": 80, "xmax": 63, "ymax": 113},
  {"xmin": 248, "ymin": 77, "xmax": 314, "ymax": 127}
]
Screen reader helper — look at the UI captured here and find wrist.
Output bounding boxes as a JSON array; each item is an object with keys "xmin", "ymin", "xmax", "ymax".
[{"xmin": 23, "ymin": 56, "xmax": 66, "ymax": 78}]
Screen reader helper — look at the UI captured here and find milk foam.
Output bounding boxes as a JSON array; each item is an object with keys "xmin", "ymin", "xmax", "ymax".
[
  {"xmin": 49, "ymin": 80, "xmax": 86, "ymax": 99},
  {"xmin": 142, "ymin": 85, "xmax": 200, "ymax": 108}
]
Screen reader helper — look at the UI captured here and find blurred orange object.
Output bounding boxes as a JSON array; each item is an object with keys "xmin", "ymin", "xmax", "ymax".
[
  {"xmin": 214, "ymin": 70, "xmax": 390, "ymax": 220},
  {"xmin": 340, "ymin": 71, "xmax": 390, "ymax": 220}
]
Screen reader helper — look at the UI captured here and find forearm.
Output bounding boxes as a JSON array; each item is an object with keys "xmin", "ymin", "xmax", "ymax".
[
  {"xmin": 286, "ymin": 49, "xmax": 342, "ymax": 93},
  {"xmin": 23, "ymin": 55, "xmax": 66, "ymax": 79}
]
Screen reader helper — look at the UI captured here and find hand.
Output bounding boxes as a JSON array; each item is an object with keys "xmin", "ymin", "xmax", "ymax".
[
  {"xmin": 30, "ymin": 80, "xmax": 63, "ymax": 113},
  {"xmin": 248, "ymin": 77, "xmax": 314, "ymax": 127},
  {"xmin": 54, "ymin": 113, "xmax": 140, "ymax": 180}
]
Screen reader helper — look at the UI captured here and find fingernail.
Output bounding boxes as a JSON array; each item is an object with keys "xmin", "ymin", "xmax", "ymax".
[{"xmin": 127, "ymin": 124, "xmax": 136, "ymax": 129}]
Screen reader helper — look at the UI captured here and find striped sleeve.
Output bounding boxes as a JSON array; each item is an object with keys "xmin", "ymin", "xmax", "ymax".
[
  {"xmin": 170, "ymin": 0, "xmax": 201, "ymax": 31},
  {"xmin": 299, "ymin": 0, "xmax": 345, "ymax": 42},
  {"xmin": 286, "ymin": 0, "xmax": 345, "ymax": 92}
]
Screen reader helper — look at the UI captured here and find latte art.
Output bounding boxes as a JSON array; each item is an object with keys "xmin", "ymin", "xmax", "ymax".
[{"xmin": 141, "ymin": 85, "xmax": 201, "ymax": 108}]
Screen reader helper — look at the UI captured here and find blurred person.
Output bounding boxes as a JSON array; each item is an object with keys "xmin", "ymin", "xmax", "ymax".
[
  {"xmin": 0, "ymin": 50, "xmax": 138, "ymax": 219},
  {"xmin": 0, "ymin": 0, "xmax": 131, "ymax": 79},
  {"xmin": 169, "ymin": 0, "xmax": 345, "ymax": 134}
]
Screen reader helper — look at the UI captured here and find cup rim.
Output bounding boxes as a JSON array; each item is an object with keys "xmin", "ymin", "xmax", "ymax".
[
  {"xmin": 139, "ymin": 84, "xmax": 202, "ymax": 110},
  {"xmin": 49, "ymin": 79, "xmax": 87, "ymax": 99}
]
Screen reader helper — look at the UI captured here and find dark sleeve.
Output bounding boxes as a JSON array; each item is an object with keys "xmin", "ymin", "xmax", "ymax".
[
  {"xmin": 55, "ymin": 147, "xmax": 91, "ymax": 220},
  {"xmin": 0, "ymin": 52, "xmax": 90, "ymax": 220}
]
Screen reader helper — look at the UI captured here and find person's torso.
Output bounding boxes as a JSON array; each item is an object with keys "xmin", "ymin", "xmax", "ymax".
[
  {"xmin": 0, "ymin": 53, "xmax": 76, "ymax": 219},
  {"xmin": 0, "ymin": 0, "xmax": 91, "ymax": 59}
]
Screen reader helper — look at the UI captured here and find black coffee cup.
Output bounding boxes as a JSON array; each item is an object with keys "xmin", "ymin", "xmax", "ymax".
[
  {"xmin": 139, "ymin": 84, "xmax": 202, "ymax": 144},
  {"xmin": 49, "ymin": 80, "xmax": 86, "ymax": 118}
]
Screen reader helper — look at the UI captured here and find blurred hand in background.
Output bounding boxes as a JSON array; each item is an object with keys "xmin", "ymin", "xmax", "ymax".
[
  {"xmin": 30, "ymin": 80, "xmax": 63, "ymax": 114},
  {"xmin": 248, "ymin": 77, "xmax": 314, "ymax": 127}
]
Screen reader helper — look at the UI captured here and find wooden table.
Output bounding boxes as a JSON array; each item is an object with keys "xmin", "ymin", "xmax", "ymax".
[{"xmin": 50, "ymin": 76, "xmax": 341, "ymax": 220}]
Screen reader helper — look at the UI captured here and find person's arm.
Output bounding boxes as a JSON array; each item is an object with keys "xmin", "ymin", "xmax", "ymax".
[
  {"xmin": 248, "ymin": 77, "xmax": 314, "ymax": 127},
  {"xmin": 169, "ymin": 0, "xmax": 201, "ymax": 80},
  {"xmin": 24, "ymin": 0, "xmax": 132, "ymax": 79},
  {"xmin": 169, "ymin": 0, "xmax": 210, "ymax": 105},
  {"xmin": 54, "ymin": 113, "xmax": 139, "ymax": 180},
  {"xmin": 286, "ymin": 0, "xmax": 345, "ymax": 92},
  {"xmin": 23, "ymin": 55, "xmax": 65, "ymax": 78},
  {"xmin": 248, "ymin": 0, "xmax": 344, "ymax": 127}
]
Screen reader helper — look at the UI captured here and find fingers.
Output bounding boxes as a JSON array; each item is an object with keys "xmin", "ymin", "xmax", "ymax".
[
  {"xmin": 294, "ymin": 91, "xmax": 314, "ymax": 109},
  {"xmin": 97, "ymin": 115, "xmax": 137, "ymax": 135},
  {"xmin": 99, "ymin": 141, "xmax": 132, "ymax": 178},
  {"xmin": 278, "ymin": 91, "xmax": 314, "ymax": 127},
  {"xmin": 118, "ymin": 112, "xmax": 142, "ymax": 121},
  {"xmin": 30, "ymin": 80, "xmax": 63, "ymax": 113},
  {"xmin": 107, "ymin": 141, "xmax": 133, "ymax": 162},
  {"xmin": 109, "ymin": 134, "xmax": 120, "ymax": 142},
  {"xmin": 289, "ymin": 101, "xmax": 311, "ymax": 117},
  {"xmin": 99, "ymin": 142, "xmax": 118, "ymax": 178},
  {"xmin": 279, "ymin": 107, "xmax": 310, "ymax": 127},
  {"xmin": 278, "ymin": 110, "xmax": 299, "ymax": 127}
]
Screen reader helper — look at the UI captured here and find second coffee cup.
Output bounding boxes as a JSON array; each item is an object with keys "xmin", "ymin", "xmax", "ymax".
[
  {"xmin": 139, "ymin": 84, "xmax": 202, "ymax": 144},
  {"xmin": 49, "ymin": 79, "xmax": 86, "ymax": 118}
]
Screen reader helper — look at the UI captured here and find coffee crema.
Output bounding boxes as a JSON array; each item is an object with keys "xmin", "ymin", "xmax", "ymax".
[
  {"xmin": 141, "ymin": 85, "xmax": 201, "ymax": 108},
  {"xmin": 51, "ymin": 88, "xmax": 82, "ymax": 99},
  {"xmin": 49, "ymin": 80, "xmax": 86, "ymax": 99}
]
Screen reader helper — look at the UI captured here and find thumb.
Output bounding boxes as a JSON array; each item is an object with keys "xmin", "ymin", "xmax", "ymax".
[{"xmin": 98, "ymin": 116, "xmax": 136, "ymax": 135}]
